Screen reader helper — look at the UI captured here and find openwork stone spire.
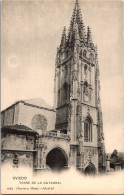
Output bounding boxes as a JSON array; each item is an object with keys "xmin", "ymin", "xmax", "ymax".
[{"xmin": 67, "ymin": 0, "xmax": 87, "ymax": 44}]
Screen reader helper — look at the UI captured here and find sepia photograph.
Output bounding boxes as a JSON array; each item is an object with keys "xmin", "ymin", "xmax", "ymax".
[{"xmin": 1, "ymin": 0, "xmax": 124, "ymax": 194}]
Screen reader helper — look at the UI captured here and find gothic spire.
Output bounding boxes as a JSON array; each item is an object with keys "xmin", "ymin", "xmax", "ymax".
[{"xmin": 67, "ymin": 0, "xmax": 86, "ymax": 43}]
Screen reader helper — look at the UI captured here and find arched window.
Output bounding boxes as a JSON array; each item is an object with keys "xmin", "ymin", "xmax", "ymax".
[
  {"xmin": 66, "ymin": 50, "xmax": 68, "ymax": 58},
  {"xmin": 80, "ymin": 49, "xmax": 82, "ymax": 57},
  {"xmin": 84, "ymin": 117, "xmax": 92, "ymax": 142},
  {"xmin": 84, "ymin": 81, "xmax": 88, "ymax": 93},
  {"xmin": 83, "ymin": 50, "xmax": 86, "ymax": 57},
  {"xmin": 63, "ymin": 82, "xmax": 68, "ymax": 101},
  {"xmin": 65, "ymin": 66, "xmax": 68, "ymax": 77},
  {"xmin": 84, "ymin": 81, "xmax": 88, "ymax": 87},
  {"xmin": 90, "ymin": 53, "xmax": 94, "ymax": 62},
  {"xmin": 58, "ymin": 89, "xmax": 61, "ymax": 101},
  {"xmin": 84, "ymin": 65, "xmax": 87, "ymax": 75}
]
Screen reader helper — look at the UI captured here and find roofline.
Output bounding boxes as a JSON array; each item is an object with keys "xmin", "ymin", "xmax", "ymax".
[
  {"xmin": 1, "ymin": 125, "xmax": 38, "ymax": 135},
  {"xmin": 1, "ymin": 100, "xmax": 24, "ymax": 113},
  {"xmin": 23, "ymin": 102, "xmax": 56, "ymax": 112},
  {"xmin": 1, "ymin": 100, "xmax": 56, "ymax": 113}
]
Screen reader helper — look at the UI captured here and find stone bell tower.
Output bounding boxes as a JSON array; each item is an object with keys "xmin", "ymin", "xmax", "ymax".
[{"xmin": 54, "ymin": 0, "xmax": 106, "ymax": 172}]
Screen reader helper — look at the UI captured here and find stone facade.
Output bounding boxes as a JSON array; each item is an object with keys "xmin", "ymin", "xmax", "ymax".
[
  {"xmin": 1, "ymin": 125, "xmax": 37, "ymax": 168},
  {"xmin": 1, "ymin": 0, "xmax": 106, "ymax": 174}
]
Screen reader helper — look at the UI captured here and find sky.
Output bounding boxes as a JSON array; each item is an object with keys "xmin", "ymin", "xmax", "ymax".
[{"xmin": 1, "ymin": 0, "xmax": 124, "ymax": 153}]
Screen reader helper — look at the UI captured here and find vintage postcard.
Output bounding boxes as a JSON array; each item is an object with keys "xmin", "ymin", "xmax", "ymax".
[{"xmin": 1, "ymin": 0, "xmax": 124, "ymax": 194}]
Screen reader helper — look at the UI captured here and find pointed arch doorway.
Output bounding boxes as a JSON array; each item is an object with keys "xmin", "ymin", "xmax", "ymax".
[
  {"xmin": 46, "ymin": 147, "xmax": 68, "ymax": 171},
  {"xmin": 84, "ymin": 163, "xmax": 96, "ymax": 175}
]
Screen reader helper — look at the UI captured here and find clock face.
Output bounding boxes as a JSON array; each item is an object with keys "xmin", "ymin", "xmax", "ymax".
[{"xmin": 85, "ymin": 94, "xmax": 89, "ymax": 102}]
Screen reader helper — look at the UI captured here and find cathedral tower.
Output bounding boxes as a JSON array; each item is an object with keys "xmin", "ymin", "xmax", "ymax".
[{"xmin": 54, "ymin": 0, "xmax": 105, "ymax": 172}]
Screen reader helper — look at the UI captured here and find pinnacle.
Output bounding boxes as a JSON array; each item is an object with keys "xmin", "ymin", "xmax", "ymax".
[
  {"xmin": 87, "ymin": 26, "xmax": 91, "ymax": 34},
  {"xmin": 95, "ymin": 45, "xmax": 98, "ymax": 59},
  {"xmin": 63, "ymin": 26, "xmax": 66, "ymax": 33},
  {"xmin": 87, "ymin": 26, "xmax": 94, "ymax": 47},
  {"xmin": 60, "ymin": 26, "xmax": 66, "ymax": 48},
  {"xmin": 75, "ymin": 0, "xmax": 80, "ymax": 10},
  {"xmin": 76, "ymin": 0, "xmax": 79, "ymax": 4}
]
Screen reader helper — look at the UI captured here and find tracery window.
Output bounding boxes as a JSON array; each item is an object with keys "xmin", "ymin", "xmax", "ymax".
[
  {"xmin": 84, "ymin": 117, "xmax": 92, "ymax": 142},
  {"xmin": 31, "ymin": 114, "xmax": 47, "ymax": 131}
]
